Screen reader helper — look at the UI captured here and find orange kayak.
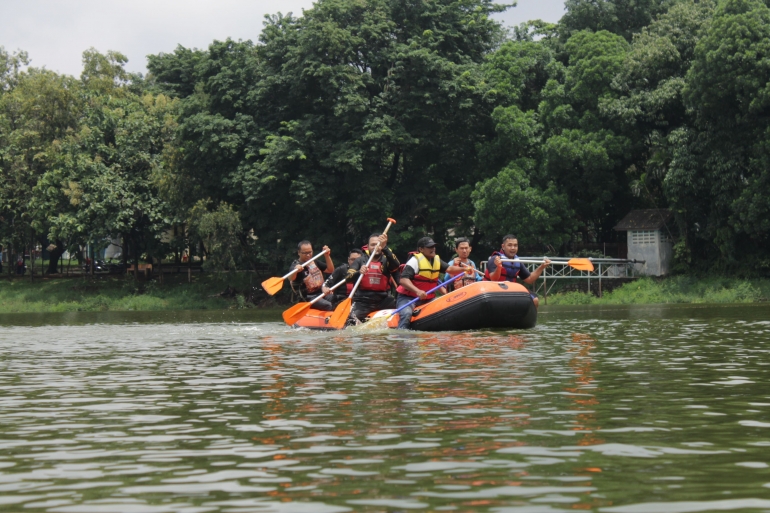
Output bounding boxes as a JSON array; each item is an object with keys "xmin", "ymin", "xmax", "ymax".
[{"xmin": 291, "ymin": 281, "xmax": 537, "ymax": 331}]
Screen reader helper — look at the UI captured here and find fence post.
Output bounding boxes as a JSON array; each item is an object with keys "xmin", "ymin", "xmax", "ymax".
[{"xmin": 598, "ymin": 263, "xmax": 602, "ymax": 298}]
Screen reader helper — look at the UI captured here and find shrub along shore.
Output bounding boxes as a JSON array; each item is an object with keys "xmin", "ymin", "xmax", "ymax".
[
  {"xmin": 0, "ymin": 275, "xmax": 767, "ymax": 315},
  {"xmin": 0, "ymin": 274, "xmax": 275, "ymax": 314},
  {"xmin": 545, "ymin": 277, "xmax": 770, "ymax": 306}
]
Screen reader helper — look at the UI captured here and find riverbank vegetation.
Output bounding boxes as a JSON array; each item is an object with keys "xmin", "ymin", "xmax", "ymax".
[
  {"xmin": 0, "ymin": 274, "xmax": 766, "ymax": 314},
  {"xmin": 2, "ymin": 0, "xmax": 770, "ymax": 278},
  {"xmin": 547, "ymin": 277, "xmax": 770, "ymax": 306},
  {"xmin": 0, "ymin": 275, "xmax": 269, "ymax": 314}
]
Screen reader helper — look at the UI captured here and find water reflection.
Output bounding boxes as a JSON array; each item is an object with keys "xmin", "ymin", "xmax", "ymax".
[{"xmin": 0, "ymin": 305, "xmax": 769, "ymax": 512}]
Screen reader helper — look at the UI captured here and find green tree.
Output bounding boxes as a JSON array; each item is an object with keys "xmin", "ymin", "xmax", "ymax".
[
  {"xmin": 538, "ymin": 30, "xmax": 634, "ymax": 242},
  {"xmin": 148, "ymin": 0, "xmax": 507, "ymax": 270},
  {"xmin": 665, "ymin": 0, "xmax": 770, "ymax": 269},
  {"xmin": 560, "ymin": 0, "xmax": 675, "ymax": 41},
  {"xmin": 0, "ymin": 59, "xmax": 82, "ymax": 273},
  {"xmin": 472, "ymin": 164, "xmax": 573, "ymax": 250},
  {"xmin": 187, "ymin": 201, "xmax": 250, "ymax": 271},
  {"xmin": 31, "ymin": 50, "xmax": 178, "ymax": 275},
  {"xmin": 601, "ymin": 1, "xmax": 714, "ymax": 234}
]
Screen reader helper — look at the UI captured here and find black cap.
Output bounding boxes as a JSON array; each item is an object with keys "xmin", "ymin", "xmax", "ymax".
[{"xmin": 418, "ymin": 237, "xmax": 437, "ymax": 248}]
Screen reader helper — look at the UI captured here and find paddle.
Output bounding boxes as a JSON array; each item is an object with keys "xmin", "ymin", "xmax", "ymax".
[
  {"xmin": 328, "ymin": 218, "xmax": 396, "ymax": 329},
  {"xmin": 282, "ymin": 277, "xmax": 347, "ymax": 326},
  {"xmin": 500, "ymin": 258, "xmax": 594, "ymax": 272},
  {"xmin": 386, "ymin": 272, "xmax": 466, "ymax": 322},
  {"xmin": 261, "ymin": 248, "xmax": 330, "ymax": 296},
  {"xmin": 456, "ymin": 262, "xmax": 483, "ymax": 276},
  {"xmin": 355, "ymin": 272, "xmax": 469, "ymax": 331}
]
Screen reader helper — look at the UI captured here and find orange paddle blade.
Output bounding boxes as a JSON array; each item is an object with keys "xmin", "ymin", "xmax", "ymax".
[
  {"xmin": 328, "ymin": 297, "xmax": 352, "ymax": 330},
  {"xmin": 261, "ymin": 277, "xmax": 285, "ymax": 296},
  {"xmin": 282, "ymin": 302, "xmax": 312, "ymax": 325},
  {"xmin": 567, "ymin": 258, "xmax": 594, "ymax": 272}
]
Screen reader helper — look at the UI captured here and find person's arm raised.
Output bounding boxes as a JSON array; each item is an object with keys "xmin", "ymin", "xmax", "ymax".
[
  {"xmin": 383, "ymin": 247, "xmax": 400, "ymax": 271},
  {"xmin": 447, "ymin": 257, "xmax": 462, "ymax": 276},
  {"xmin": 488, "ymin": 256, "xmax": 502, "ymax": 281},
  {"xmin": 322, "ymin": 245, "xmax": 334, "ymax": 274}
]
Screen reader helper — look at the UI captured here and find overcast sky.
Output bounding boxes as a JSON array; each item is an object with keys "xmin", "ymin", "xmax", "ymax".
[{"xmin": 1, "ymin": 0, "xmax": 566, "ymax": 77}]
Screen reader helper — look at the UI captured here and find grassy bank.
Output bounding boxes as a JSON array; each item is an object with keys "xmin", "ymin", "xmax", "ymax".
[
  {"xmin": 0, "ymin": 274, "xmax": 274, "ymax": 314},
  {"xmin": 547, "ymin": 276, "xmax": 770, "ymax": 305},
  {"xmin": 2, "ymin": 274, "xmax": 768, "ymax": 314}
]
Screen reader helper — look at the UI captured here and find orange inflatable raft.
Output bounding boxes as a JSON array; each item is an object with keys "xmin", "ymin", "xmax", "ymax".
[{"xmin": 291, "ymin": 281, "xmax": 537, "ymax": 331}]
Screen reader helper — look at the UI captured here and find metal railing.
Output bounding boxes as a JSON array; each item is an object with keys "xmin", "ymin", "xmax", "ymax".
[{"xmin": 478, "ymin": 256, "xmax": 645, "ymax": 302}]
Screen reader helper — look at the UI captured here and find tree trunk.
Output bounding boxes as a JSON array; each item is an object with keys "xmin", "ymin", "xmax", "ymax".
[
  {"xmin": 122, "ymin": 234, "xmax": 129, "ymax": 276},
  {"xmin": 47, "ymin": 240, "xmax": 65, "ymax": 275},
  {"xmin": 133, "ymin": 235, "xmax": 139, "ymax": 280},
  {"xmin": 173, "ymin": 225, "xmax": 181, "ymax": 265},
  {"xmin": 470, "ymin": 226, "xmax": 481, "ymax": 250}
]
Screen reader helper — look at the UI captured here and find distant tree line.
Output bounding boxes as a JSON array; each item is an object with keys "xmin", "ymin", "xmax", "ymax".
[{"xmin": 1, "ymin": 0, "xmax": 769, "ymax": 276}]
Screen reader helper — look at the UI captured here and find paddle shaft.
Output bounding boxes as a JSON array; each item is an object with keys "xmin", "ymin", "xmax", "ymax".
[
  {"xmin": 348, "ymin": 220, "xmax": 395, "ymax": 298},
  {"xmin": 500, "ymin": 259, "xmax": 554, "ymax": 265},
  {"xmin": 387, "ymin": 272, "xmax": 465, "ymax": 320},
  {"xmin": 281, "ymin": 249, "xmax": 329, "ymax": 280},
  {"xmin": 310, "ymin": 278, "xmax": 347, "ymax": 305},
  {"xmin": 457, "ymin": 262, "xmax": 483, "ymax": 276}
]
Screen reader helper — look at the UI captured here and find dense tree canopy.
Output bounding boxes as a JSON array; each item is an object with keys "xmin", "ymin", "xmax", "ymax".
[{"xmin": 2, "ymin": 0, "xmax": 769, "ymax": 276}]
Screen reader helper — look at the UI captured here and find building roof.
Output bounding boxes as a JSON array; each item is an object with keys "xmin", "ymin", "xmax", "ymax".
[{"xmin": 614, "ymin": 209, "xmax": 673, "ymax": 231}]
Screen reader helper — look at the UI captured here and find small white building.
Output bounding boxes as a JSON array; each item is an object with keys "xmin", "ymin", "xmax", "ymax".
[{"xmin": 614, "ymin": 209, "xmax": 674, "ymax": 276}]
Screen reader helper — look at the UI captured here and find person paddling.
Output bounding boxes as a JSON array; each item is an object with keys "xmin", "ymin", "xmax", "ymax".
[
  {"xmin": 290, "ymin": 240, "xmax": 335, "ymax": 311},
  {"xmin": 322, "ymin": 248, "xmax": 363, "ymax": 307},
  {"xmin": 396, "ymin": 237, "xmax": 467, "ymax": 329},
  {"xmin": 485, "ymin": 234, "xmax": 550, "ymax": 308},
  {"xmin": 347, "ymin": 233, "xmax": 400, "ymax": 322},
  {"xmin": 446, "ymin": 237, "xmax": 483, "ymax": 291}
]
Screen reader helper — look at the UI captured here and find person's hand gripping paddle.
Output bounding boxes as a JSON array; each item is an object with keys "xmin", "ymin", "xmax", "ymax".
[
  {"xmin": 328, "ymin": 218, "xmax": 396, "ymax": 329},
  {"xmin": 261, "ymin": 248, "xmax": 330, "ymax": 296},
  {"xmin": 282, "ymin": 278, "xmax": 347, "ymax": 325}
]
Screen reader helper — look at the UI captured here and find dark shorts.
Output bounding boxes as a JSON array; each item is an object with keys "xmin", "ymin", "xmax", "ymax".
[
  {"xmin": 350, "ymin": 294, "xmax": 396, "ymax": 322},
  {"xmin": 307, "ymin": 293, "xmax": 334, "ymax": 311}
]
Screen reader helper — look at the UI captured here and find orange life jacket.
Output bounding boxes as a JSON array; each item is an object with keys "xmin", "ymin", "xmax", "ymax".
[
  {"xmin": 360, "ymin": 260, "xmax": 390, "ymax": 292},
  {"xmin": 303, "ymin": 261, "xmax": 324, "ymax": 294}
]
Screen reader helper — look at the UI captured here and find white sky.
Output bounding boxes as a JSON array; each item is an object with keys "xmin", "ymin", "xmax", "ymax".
[{"xmin": 0, "ymin": 0, "xmax": 566, "ymax": 77}]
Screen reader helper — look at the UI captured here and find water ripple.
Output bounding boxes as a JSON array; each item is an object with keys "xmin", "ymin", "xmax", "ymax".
[{"xmin": 0, "ymin": 304, "xmax": 769, "ymax": 511}]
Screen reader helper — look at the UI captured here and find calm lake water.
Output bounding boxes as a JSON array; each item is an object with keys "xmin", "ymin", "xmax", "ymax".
[{"xmin": 1, "ymin": 304, "xmax": 770, "ymax": 513}]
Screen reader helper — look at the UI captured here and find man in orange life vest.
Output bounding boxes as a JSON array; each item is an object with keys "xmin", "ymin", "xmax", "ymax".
[
  {"xmin": 485, "ymin": 234, "xmax": 550, "ymax": 308},
  {"xmin": 347, "ymin": 233, "xmax": 400, "ymax": 322},
  {"xmin": 396, "ymin": 237, "xmax": 468, "ymax": 329},
  {"xmin": 290, "ymin": 240, "xmax": 335, "ymax": 311},
  {"xmin": 322, "ymin": 248, "xmax": 363, "ymax": 306}
]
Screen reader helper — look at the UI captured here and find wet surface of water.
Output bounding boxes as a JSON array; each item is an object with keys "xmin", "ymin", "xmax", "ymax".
[{"xmin": 1, "ymin": 304, "xmax": 770, "ymax": 512}]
